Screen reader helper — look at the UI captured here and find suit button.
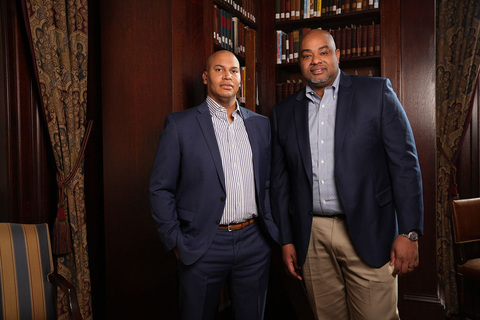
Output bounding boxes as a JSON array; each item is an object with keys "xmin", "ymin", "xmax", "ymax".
[
  {"xmin": 220, "ymin": 196, "xmax": 225, "ymax": 202},
  {"xmin": 309, "ymin": 211, "xmax": 313, "ymax": 216},
  {"xmin": 215, "ymin": 220, "xmax": 220, "ymax": 225}
]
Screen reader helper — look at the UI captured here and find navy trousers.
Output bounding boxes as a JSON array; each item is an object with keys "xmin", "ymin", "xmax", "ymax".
[{"xmin": 178, "ymin": 222, "xmax": 271, "ymax": 320}]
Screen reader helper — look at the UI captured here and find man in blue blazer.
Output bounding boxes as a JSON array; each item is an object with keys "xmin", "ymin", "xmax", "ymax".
[
  {"xmin": 271, "ymin": 29, "xmax": 424, "ymax": 319},
  {"xmin": 150, "ymin": 50, "xmax": 279, "ymax": 320}
]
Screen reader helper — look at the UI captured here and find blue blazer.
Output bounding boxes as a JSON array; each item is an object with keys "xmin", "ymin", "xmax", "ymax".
[
  {"xmin": 271, "ymin": 71, "xmax": 424, "ymax": 268},
  {"xmin": 150, "ymin": 101, "xmax": 280, "ymax": 266}
]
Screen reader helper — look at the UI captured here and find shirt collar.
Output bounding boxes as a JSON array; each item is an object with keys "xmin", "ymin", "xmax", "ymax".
[
  {"xmin": 305, "ymin": 69, "xmax": 341, "ymax": 102},
  {"xmin": 206, "ymin": 96, "xmax": 241, "ymax": 119}
]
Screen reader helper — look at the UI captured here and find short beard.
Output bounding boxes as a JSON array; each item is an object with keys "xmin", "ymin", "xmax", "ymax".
[{"xmin": 309, "ymin": 75, "xmax": 329, "ymax": 84}]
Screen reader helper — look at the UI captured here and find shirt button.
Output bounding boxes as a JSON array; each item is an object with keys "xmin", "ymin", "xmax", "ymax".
[
  {"xmin": 215, "ymin": 220, "xmax": 220, "ymax": 224},
  {"xmin": 321, "ymin": 140, "xmax": 324, "ymax": 144},
  {"xmin": 321, "ymin": 160, "xmax": 324, "ymax": 164},
  {"xmin": 321, "ymin": 180, "xmax": 324, "ymax": 184},
  {"xmin": 321, "ymin": 104, "xmax": 325, "ymax": 108},
  {"xmin": 321, "ymin": 122, "xmax": 324, "ymax": 125},
  {"xmin": 323, "ymin": 200, "xmax": 326, "ymax": 204}
]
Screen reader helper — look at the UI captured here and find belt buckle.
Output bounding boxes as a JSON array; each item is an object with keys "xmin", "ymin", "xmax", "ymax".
[{"xmin": 228, "ymin": 225, "xmax": 233, "ymax": 232}]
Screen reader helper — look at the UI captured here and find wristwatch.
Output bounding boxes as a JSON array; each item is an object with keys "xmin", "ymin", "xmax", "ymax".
[{"xmin": 400, "ymin": 231, "xmax": 418, "ymax": 242}]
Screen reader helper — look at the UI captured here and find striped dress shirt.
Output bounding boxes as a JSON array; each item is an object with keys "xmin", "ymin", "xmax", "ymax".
[{"xmin": 206, "ymin": 96, "xmax": 257, "ymax": 224}]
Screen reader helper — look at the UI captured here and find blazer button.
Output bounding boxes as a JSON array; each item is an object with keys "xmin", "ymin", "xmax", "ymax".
[
  {"xmin": 215, "ymin": 220, "xmax": 220, "ymax": 225},
  {"xmin": 220, "ymin": 196, "xmax": 225, "ymax": 202},
  {"xmin": 309, "ymin": 211, "xmax": 313, "ymax": 216}
]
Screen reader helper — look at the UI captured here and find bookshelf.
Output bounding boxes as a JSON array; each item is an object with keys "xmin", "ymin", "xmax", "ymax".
[
  {"xmin": 274, "ymin": 2, "xmax": 384, "ymax": 102},
  {"xmin": 208, "ymin": 0, "xmax": 259, "ymax": 112}
]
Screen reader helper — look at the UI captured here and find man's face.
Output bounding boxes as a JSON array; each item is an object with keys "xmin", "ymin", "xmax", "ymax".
[
  {"xmin": 299, "ymin": 31, "xmax": 340, "ymax": 94},
  {"xmin": 203, "ymin": 51, "xmax": 241, "ymax": 106}
]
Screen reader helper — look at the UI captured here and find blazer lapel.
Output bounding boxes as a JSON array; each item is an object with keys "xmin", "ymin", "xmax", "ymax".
[
  {"xmin": 293, "ymin": 90, "xmax": 313, "ymax": 185},
  {"xmin": 335, "ymin": 71, "xmax": 354, "ymax": 158},
  {"xmin": 196, "ymin": 103, "xmax": 226, "ymax": 191}
]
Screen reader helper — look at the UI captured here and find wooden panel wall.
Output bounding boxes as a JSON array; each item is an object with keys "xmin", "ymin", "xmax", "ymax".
[
  {"xmin": 0, "ymin": 0, "xmax": 56, "ymax": 224},
  {"xmin": 100, "ymin": 0, "xmax": 181, "ymax": 318},
  {"xmin": 398, "ymin": 0, "xmax": 445, "ymax": 318}
]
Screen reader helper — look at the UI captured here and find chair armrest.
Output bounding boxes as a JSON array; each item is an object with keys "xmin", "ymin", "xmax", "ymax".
[{"xmin": 48, "ymin": 272, "xmax": 83, "ymax": 320}]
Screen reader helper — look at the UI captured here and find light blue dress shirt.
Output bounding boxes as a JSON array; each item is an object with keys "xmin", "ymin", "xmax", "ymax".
[{"xmin": 306, "ymin": 71, "xmax": 344, "ymax": 215}]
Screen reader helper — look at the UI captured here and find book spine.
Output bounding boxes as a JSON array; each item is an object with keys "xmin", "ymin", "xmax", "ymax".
[
  {"xmin": 293, "ymin": 29, "xmax": 300, "ymax": 62},
  {"xmin": 351, "ymin": 25, "xmax": 357, "ymax": 57},
  {"xmin": 276, "ymin": 0, "xmax": 281, "ymax": 21},
  {"xmin": 356, "ymin": 25, "xmax": 362, "ymax": 56},
  {"xmin": 276, "ymin": 30, "xmax": 282, "ymax": 64},
  {"xmin": 361, "ymin": 24, "xmax": 368, "ymax": 56},
  {"xmin": 340, "ymin": 27, "xmax": 346, "ymax": 58},
  {"xmin": 374, "ymin": 24, "xmax": 380, "ymax": 55},
  {"xmin": 289, "ymin": 31, "xmax": 294, "ymax": 62},
  {"xmin": 286, "ymin": 0, "xmax": 291, "ymax": 19},
  {"xmin": 345, "ymin": 27, "xmax": 351, "ymax": 58},
  {"xmin": 367, "ymin": 24, "xmax": 374, "ymax": 56}
]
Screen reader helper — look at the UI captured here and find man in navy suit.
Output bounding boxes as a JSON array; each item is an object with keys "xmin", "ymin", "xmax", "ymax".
[
  {"xmin": 149, "ymin": 50, "xmax": 279, "ymax": 320},
  {"xmin": 271, "ymin": 29, "xmax": 424, "ymax": 319}
]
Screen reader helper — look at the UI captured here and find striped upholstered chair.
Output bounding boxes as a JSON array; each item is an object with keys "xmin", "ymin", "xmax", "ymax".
[{"xmin": 0, "ymin": 223, "xmax": 82, "ymax": 320}]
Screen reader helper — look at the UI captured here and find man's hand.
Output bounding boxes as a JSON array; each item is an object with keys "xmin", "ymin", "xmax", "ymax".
[
  {"xmin": 173, "ymin": 247, "xmax": 179, "ymax": 260},
  {"xmin": 390, "ymin": 235, "xmax": 419, "ymax": 276},
  {"xmin": 282, "ymin": 243, "xmax": 303, "ymax": 280}
]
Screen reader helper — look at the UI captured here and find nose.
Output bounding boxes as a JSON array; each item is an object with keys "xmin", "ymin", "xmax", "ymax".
[
  {"xmin": 223, "ymin": 70, "xmax": 232, "ymax": 79},
  {"xmin": 312, "ymin": 54, "xmax": 322, "ymax": 65}
]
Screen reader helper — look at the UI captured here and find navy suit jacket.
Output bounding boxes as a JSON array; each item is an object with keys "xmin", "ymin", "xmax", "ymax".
[
  {"xmin": 150, "ymin": 101, "xmax": 280, "ymax": 266},
  {"xmin": 271, "ymin": 71, "xmax": 424, "ymax": 268}
]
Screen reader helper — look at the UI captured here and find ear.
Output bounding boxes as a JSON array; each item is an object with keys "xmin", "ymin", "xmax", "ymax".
[{"xmin": 202, "ymin": 71, "xmax": 208, "ymax": 85}]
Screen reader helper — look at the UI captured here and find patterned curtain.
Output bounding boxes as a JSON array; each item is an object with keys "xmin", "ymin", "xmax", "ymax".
[
  {"xmin": 20, "ymin": 0, "xmax": 93, "ymax": 319},
  {"xmin": 436, "ymin": 0, "xmax": 480, "ymax": 316}
]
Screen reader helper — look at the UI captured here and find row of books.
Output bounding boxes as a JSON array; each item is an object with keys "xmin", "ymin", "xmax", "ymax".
[
  {"xmin": 276, "ymin": 23, "xmax": 380, "ymax": 65},
  {"xmin": 214, "ymin": 6, "xmax": 247, "ymax": 57},
  {"xmin": 276, "ymin": 79, "xmax": 305, "ymax": 102},
  {"xmin": 216, "ymin": 0, "xmax": 257, "ymax": 24},
  {"xmin": 275, "ymin": 0, "xmax": 380, "ymax": 21}
]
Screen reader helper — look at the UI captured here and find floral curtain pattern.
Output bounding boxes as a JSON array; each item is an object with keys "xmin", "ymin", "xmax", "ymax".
[
  {"xmin": 436, "ymin": 0, "xmax": 480, "ymax": 315},
  {"xmin": 21, "ymin": 0, "xmax": 92, "ymax": 318}
]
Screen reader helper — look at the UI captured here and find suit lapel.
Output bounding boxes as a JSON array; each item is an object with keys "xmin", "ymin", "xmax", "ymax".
[
  {"xmin": 335, "ymin": 71, "xmax": 354, "ymax": 159},
  {"xmin": 293, "ymin": 90, "xmax": 313, "ymax": 185},
  {"xmin": 196, "ymin": 103, "xmax": 226, "ymax": 191}
]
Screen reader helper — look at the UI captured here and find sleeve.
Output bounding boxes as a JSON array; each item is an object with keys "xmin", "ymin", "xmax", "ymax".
[
  {"xmin": 381, "ymin": 78, "xmax": 424, "ymax": 235},
  {"xmin": 149, "ymin": 114, "xmax": 181, "ymax": 252},
  {"xmin": 270, "ymin": 106, "xmax": 294, "ymax": 245}
]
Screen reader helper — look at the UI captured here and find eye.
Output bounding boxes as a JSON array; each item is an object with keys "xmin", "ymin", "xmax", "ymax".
[
  {"xmin": 215, "ymin": 67, "xmax": 223, "ymax": 72},
  {"xmin": 231, "ymin": 69, "xmax": 238, "ymax": 73},
  {"xmin": 302, "ymin": 54, "xmax": 312, "ymax": 59},
  {"xmin": 320, "ymin": 50, "xmax": 329, "ymax": 55}
]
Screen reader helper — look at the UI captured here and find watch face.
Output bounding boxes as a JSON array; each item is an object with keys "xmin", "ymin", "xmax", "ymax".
[{"xmin": 409, "ymin": 232, "xmax": 418, "ymax": 241}]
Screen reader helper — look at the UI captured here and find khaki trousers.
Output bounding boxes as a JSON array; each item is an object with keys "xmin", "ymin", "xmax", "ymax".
[{"xmin": 302, "ymin": 216, "xmax": 399, "ymax": 320}]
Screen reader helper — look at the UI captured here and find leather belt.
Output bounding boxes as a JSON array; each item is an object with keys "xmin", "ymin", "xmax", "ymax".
[{"xmin": 219, "ymin": 218, "xmax": 255, "ymax": 231}]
